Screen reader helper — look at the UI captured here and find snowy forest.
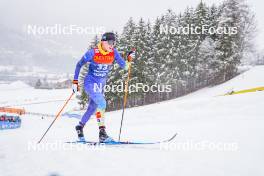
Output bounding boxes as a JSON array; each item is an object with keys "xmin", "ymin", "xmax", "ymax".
[{"xmin": 78, "ymin": 0, "xmax": 256, "ymax": 111}]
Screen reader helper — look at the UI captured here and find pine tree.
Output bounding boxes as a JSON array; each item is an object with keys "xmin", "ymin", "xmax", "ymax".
[
  {"xmin": 162, "ymin": 9, "xmax": 179, "ymax": 86},
  {"xmin": 214, "ymin": 0, "xmax": 255, "ymax": 82},
  {"xmin": 143, "ymin": 21, "xmax": 155, "ymax": 84},
  {"xmin": 151, "ymin": 17, "xmax": 166, "ymax": 85},
  {"xmin": 193, "ymin": 1, "xmax": 211, "ymax": 82},
  {"xmin": 133, "ymin": 18, "xmax": 152, "ymax": 84},
  {"xmin": 197, "ymin": 36, "xmax": 217, "ymax": 84},
  {"xmin": 208, "ymin": 4, "xmax": 221, "ymax": 41},
  {"xmin": 178, "ymin": 7, "xmax": 197, "ymax": 81}
]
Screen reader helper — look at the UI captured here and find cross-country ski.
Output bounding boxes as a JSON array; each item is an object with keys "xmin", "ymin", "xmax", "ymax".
[{"xmin": 66, "ymin": 133, "xmax": 177, "ymax": 145}]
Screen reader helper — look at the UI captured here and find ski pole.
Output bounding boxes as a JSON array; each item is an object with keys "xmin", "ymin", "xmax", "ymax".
[
  {"xmin": 37, "ymin": 92, "xmax": 74, "ymax": 144},
  {"xmin": 118, "ymin": 49, "xmax": 135, "ymax": 141}
]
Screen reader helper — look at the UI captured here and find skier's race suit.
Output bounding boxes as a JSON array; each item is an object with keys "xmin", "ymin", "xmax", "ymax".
[{"xmin": 74, "ymin": 42, "xmax": 127, "ymax": 127}]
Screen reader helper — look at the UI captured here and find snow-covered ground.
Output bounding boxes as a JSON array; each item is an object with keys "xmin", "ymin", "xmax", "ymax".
[{"xmin": 0, "ymin": 66, "xmax": 264, "ymax": 176}]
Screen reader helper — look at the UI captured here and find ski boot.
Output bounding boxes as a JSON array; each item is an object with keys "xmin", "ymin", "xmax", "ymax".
[
  {"xmin": 75, "ymin": 123, "xmax": 85, "ymax": 142},
  {"xmin": 99, "ymin": 127, "xmax": 114, "ymax": 143}
]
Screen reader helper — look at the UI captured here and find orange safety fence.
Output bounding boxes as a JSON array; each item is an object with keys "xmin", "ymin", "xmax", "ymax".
[{"xmin": 0, "ymin": 107, "xmax": 26, "ymax": 115}]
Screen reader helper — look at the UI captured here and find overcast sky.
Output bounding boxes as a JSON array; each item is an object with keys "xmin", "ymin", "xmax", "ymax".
[{"xmin": 0, "ymin": 0, "xmax": 263, "ymax": 55}]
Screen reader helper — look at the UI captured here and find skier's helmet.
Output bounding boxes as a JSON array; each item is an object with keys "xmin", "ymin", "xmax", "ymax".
[{"xmin": 101, "ymin": 32, "xmax": 115, "ymax": 46}]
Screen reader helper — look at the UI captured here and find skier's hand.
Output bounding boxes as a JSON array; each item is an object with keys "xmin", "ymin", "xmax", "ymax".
[
  {"xmin": 127, "ymin": 50, "xmax": 135, "ymax": 62},
  {"xmin": 72, "ymin": 80, "xmax": 79, "ymax": 93}
]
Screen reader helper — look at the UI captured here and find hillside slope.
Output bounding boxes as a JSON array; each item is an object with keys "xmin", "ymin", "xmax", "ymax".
[{"xmin": 0, "ymin": 66, "xmax": 264, "ymax": 176}]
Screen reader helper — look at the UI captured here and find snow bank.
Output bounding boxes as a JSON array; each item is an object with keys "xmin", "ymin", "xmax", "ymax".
[
  {"xmin": 184, "ymin": 65, "xmax": 264, "ymax": 98},
  {"xmin": 0, "ymin": 81, "xmax": 31, "ymax": 90}
]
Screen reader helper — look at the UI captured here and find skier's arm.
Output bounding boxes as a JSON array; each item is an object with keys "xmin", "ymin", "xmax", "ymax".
[
  {"xmin": 73, "ymin": 49, "xmax": 94, "ymax": 80},
  {"xmin": 113, "ymin": 49, "xmax": 127, "ymax": 69}
]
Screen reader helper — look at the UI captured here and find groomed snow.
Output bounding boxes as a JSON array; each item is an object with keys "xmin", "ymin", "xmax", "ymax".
[{"xmin": 0, "ymin": 66, "xmax": 263, "ymax": 176}]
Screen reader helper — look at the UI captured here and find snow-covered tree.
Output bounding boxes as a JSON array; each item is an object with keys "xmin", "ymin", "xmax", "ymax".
[
  {"xmin": 81, "ymin": 0, "xmax": 256, "ymax": 109},
  {"xmin": 215, "ymin": 0, "xmax": 256, "ymax": 82}
]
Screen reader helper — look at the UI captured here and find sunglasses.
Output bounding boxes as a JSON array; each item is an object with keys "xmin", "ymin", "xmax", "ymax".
[{"xmin": 107, "ymin": 40, "xmax": 115, "ymax": 46}]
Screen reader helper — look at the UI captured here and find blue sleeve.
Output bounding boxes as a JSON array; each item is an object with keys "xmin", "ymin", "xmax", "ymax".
[
  {"xmin": 114, "ymin": 49, "xmax": 126, "ymax": 69},
  {"xmin": 74, "ymin": 49, "xmax": 94, "ymax": 80}
]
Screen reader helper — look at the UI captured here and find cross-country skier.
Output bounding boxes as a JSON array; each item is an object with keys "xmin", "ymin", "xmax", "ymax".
[{"xmin": 72, "ymin": 32, "xmax": 135, "ymax": 142}]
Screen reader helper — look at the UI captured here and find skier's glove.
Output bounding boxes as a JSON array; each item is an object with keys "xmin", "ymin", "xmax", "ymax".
[
  {"xmin": 125, "ymin": 49, "xmax": 135, "ymax": 70},
  {"xmin": 127, "ymin": 50, "xmax": 135, "ymax": 62},
  {"xmin": 72, "ymin": 80, "xmax": 79, "ymax": 93}
]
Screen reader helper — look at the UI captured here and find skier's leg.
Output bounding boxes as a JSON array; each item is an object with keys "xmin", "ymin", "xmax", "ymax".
[
  {"xmin": 91, "ymin": 96, "xmax": 114, "ymax": 142},
  {"xmin": 78, "ymin": 80, "xmax": 102, "ymax": 127},
  {"xmin": 88, "ymin": 90, "xmax": 107, "ymax": 129},
  {"xmin": 85, "ymin": 82, "xmax": 114, "ymax": 142},
  {"xmin": 79, "ymin": 99, "xmax": 97, "ymax": 126},
  {"xmin": 75, "ymin": 82, "xmax": 98, "ymax": 141},
  {"xmin": 78, "ymin": 81, "xmax": 113, "ymax": 142}
]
